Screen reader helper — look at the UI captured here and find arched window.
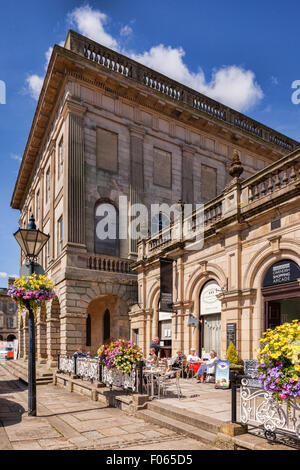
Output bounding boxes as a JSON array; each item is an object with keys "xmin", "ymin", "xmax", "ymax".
[
  {"xmin": 94, "ymin": 201, "xmax": 120, "ymax": 256},
  {"xmin": 103, "ymin": 309, "xmax": 110, "ymax": 343},
  {"xmin": 86, "ymin": 314, "xmax": 91, "ymax": 347}
]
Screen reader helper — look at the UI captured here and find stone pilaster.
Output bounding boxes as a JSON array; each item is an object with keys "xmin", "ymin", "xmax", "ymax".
[
  {"xmin": 181, "ymin": 145, "xmax": 195, "ymax": 205},
  {"xmin": 129, "ymin": 127, "xmax": 145, "ymax": 256}
]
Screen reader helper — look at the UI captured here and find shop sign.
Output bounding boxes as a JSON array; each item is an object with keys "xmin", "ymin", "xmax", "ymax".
[
  {"xmin": 263, "ymin": 260, "xmax": 300, "ymax": 287},
  {"xmin": 200, "ymin": 280, "xmax": 221, "ymax": 316},
  {"xmin": 226, "ymin": 323, "xmax": 236, "ymax": 350}
]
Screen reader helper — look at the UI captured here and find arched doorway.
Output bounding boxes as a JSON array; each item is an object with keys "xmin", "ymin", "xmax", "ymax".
[
  {"xmin": 262, "ymin": 259, "xmax": 300, "ymax": 329},
  {"xmin": 103, "ymin": 309, "xmax": 110, "ymax": 343},
  {"xmin": 86, "ymin": 295, "xmax": 129, "ymax": 355},
  {"xmin": 6, "ymin": 335, "xmax": 16, "ymax": 342},
  {"xmin": 199, "ymin": 280, "xmax": 222, "ymax": 357}
]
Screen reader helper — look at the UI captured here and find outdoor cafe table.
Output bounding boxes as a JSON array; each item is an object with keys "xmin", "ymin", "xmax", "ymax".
[{"xmin": 188, "ymin": 362, "xmax": 202, "ymax": 374}]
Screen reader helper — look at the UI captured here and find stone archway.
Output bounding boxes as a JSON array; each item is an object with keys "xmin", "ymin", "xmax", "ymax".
[{"xmin": 86, "ymin": 294, "xmax": 130, "ymax": 355}]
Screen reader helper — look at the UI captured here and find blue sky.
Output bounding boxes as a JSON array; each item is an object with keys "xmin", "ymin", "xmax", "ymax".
[{"xmin": 0, "ymin": 0, "xmax": 300, "ymax": 286}]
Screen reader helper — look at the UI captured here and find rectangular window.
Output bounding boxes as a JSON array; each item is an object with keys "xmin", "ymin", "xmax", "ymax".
[
  {"xmin": 58, "ymin": 217, "xmax": 63, "ymax": 255},
  {"xmin": 96, "ymin": 128, "xmax": 118, "ymax": 173},
  {"xmin": 45, "ymin": 167, "xmax": 51, "ymax": 204},
  {"xmin": 201, "ymin": 164, "xmax": 217, "ymax": 202},
  {"xmin": 58, "ymin": 138, "xmax": 64, "ymax": 179},
  {"xmin": 153, "ymin": 148, "xmax": 172, "ymax": 188}
]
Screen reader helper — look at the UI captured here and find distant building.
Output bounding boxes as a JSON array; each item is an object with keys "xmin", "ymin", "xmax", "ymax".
[{"xmin": 0, "ymin": 277, "xmax": 18, "ymax": 342}]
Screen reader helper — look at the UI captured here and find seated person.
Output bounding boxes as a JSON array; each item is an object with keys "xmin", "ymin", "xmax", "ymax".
[
  {"xmin": 166, "ymin": 350, "xmax": 187, "ymax": 378},
  {"xmin": 145, "ymin": 348, "xmax": 159, "ymax": 367},
  {"xmin": 186, "ymin": 348, "xmax": 200, "ymax": 363},
  {"xmin": 73, "ymin": 347, "xmax": 87, "ymax": 358},
  {"xmin": 195, "ymin": 350, "xmax": 218, "ymax": 383}
]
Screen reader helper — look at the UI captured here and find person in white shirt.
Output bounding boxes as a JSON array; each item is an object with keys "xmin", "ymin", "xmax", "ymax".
[
  {"xmin": 195, "ymin": 350, "xmax": 218, "ymax": 383},
  {"xmin": 186, "ymin": 348, "xmax": 200, "ymax": 363}
]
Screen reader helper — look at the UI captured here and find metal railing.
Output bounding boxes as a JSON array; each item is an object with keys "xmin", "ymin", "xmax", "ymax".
[
  {"xmin": 231, "ymin": 371, "xmax": 300, "ymax": 448},
  {"xmin": 57, "ymin": 354, "xmax": 144, "ymax": 393}
]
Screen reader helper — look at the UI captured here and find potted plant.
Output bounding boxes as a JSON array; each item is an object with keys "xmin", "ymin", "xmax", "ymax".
[{"xmin": 98, "ymin": 338, "xmax": 142, "ymax": 374}]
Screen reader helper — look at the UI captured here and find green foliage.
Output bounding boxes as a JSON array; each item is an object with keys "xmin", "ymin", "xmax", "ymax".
[{"xmin": 227, "ymin": 341, "xmax": 238, "ymax": 365}]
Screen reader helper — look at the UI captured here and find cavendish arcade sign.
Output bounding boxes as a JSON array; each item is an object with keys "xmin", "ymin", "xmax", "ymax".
[{"xmin": 263, "ymin": 260, "xmax": 300, "ymax": 287}]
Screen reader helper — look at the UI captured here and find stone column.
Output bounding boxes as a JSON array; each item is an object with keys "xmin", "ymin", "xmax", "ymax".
[
  {"xmin": 181, "ymin": 145, "xmax": 195, "ymax": 205},
  {"xmin": 36, "ymin": 311, "xmax": 47, "ymax": 363},
  {"xmin": 129, "ymin": 127, "xmax": 145, "ymax": 256},
  {"xmin": 63, "ymin": 101, "xmax": 87, "ymax": 252}
]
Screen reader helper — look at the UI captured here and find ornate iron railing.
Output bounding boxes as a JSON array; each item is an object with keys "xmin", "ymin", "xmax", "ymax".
[
  {"xmin": 231, "ymin": 372, "xmax": 300, "ymax": 448},
  {"xmin": 57, "ymin": 355, "xmax": 143, "ymax": 392}
]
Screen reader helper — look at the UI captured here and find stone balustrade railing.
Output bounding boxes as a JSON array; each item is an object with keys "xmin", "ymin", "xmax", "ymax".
[
  {"xmin": 242, "ymin": 148, "xmax": 300, "ymax": 205},
  {"xmin": 87, "ymin": 254, "xmax": 134, "ymax": 274},
  {"xmin": 65, "ymin": 30, "xmax": 298, "ymax": 152}
]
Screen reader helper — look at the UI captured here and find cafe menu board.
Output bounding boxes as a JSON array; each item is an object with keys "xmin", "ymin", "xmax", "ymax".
[
  {"xmin": 244, "ymin": 360, "xmax": 261, "ymax": 388},
  {"xmin": 226, "ymin": 323, "xmax": 236, "ymax": 350},
  {"xmin": 215, "ymin": 360, "xmax": 230, "ymax": 389},
  {"xmin": 263, "ymin": 260, "xmax": 300, "ymax": 287}
]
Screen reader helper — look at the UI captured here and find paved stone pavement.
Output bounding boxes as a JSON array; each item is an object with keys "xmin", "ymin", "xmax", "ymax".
[
  {"xmin": 163, "ymin": 378, "xmax": 238, "ymax": 422},
  {"xmin": 0, "ymin": 365, "xmax": 215, "ymax": 450}
]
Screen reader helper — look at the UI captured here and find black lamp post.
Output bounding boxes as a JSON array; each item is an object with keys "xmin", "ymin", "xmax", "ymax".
[{"xmin": 14, "ymin": 214, "xmax": 49, "ymax": 416}]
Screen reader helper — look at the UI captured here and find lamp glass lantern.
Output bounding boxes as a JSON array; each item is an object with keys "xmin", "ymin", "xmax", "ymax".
[{"xmin": 14, "ymin": 214, "xmax": 49, "ymax": 261}]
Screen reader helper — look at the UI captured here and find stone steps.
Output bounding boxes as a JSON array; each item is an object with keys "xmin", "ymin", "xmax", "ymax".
[
  {"xmin": 1, "ymin": 360, "xmax": 53, "ymax": 385},
  {"xmin": 146, "ymin": 400, "xmax": 221, "ymax": 434},
  {"xmin": 138, "ymin": 408, "xmax": 217, "ymax": 447}
]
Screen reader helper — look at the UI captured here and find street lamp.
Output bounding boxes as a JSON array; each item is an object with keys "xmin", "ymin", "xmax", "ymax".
[{"xmin": 14, "ymin": 214, "xmax": 49, "ymax": 416}]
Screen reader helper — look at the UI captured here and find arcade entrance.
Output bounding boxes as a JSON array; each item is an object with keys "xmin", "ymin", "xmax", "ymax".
[{"xmin": 262, "ymin": 260, "xmax": 300, "ymax": 330}]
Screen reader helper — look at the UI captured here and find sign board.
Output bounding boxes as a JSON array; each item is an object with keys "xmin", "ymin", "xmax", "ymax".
[
  {"xmin": 215, "ymin": 360, "xmax": 230, "ymax": 389},
  {"xmin": 200, "ymin": 280, "xmax": 221, "ymax": 316},
  {"xmin": 160, "ymin": 258, "xmax": 173, "ymax": 312},
  {"xmin": 263, "ymin": 260, "xmax": 300, "ymax": 287},
  {"xmin": 226, "ymin": 323, "xmax": 236, "ymax": 350},
  {"xmin": 244, "ymin": 360, "xmax": 261, "ymax": 388},
  {"xmin": 159, "ymin": 311, "xmax": 172, "ymax": 321},
  {"xmin": 187, "ymin": 314, "xmax": 198, "ymax": 327},
  {"xmin": 0, "ymin": 340, "xmax": 18, "ymax": 360}
]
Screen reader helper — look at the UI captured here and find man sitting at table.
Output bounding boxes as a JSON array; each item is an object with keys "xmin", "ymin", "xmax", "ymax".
[
  {"xmin": 195, "ymin": 350, "xmax": 218, "ymax": 383},
  {"xmin": 166, "ymin": 350, "xmax": 187, "ymax": 378}
]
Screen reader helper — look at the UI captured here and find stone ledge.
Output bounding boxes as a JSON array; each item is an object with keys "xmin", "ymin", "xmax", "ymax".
[{"xmin": 54, "ymin": 371, "xmax": 148, "ymax": 415}]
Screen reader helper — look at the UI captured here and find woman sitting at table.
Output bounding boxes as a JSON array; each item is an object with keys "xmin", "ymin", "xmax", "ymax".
[
  {"xmin": 166, "ymin": 350, "xmax": 187, "ymax": 378},
  {"xmin": 145, "ymin": 348, "xmax": 159, "ymax": 367},
  {"xmin": 195, "ymin": 350, "xmax": 218, "ymax": 383}
]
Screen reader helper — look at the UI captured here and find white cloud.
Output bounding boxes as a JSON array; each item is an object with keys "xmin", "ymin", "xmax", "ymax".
[
  {"xmin": 120, "ymin": 25, "xmax": 133, "ymax": 37},
  {"xmin": 131, "ymin": 45, "xmax": 263, "ymax": 111},
  {"xmin": 271, "ymin": 76, "xmax": 279, "ymax": 86},
  {"xmin": 68, "ymin": 5, "xmax": 119, "ymax": 49},
  {"xmin": 0, "ymin": 272, "xmax": 7, "ymax": 279},
  {"xmin": 25, "ymin": 42, "xmax": 64, "ymax": 101},
  {"xmin": 24, "ymin": 4, "xmax": 263, "ymax": 112},
  {"xmin": 10, "ymin": 153, "xmax": 22, "ymax": 162}
]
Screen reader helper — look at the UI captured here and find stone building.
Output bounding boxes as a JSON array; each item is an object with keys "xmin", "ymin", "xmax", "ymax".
[
  {"xmin": 10, "ymin": 30, "xmax": 298, "ymax": 364},
  {"xmin": 0, "ymin": 278, "xmax": 18, "ymax": 342},
  {"xmin": 131, "ymin": 149, "xmax": 300, "ymax": 360}
]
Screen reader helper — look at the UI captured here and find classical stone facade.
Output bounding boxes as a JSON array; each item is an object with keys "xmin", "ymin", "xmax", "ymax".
[
  {"xmin": 10, "ymin": 31, "xmax": 299, "ymax": 364},
  {"xmin": 131, "ymin": 149, "xmax": 300, "ymax": 360}
]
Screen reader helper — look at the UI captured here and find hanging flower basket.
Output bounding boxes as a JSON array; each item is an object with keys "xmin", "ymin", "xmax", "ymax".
[
  {"xmin": 8, "ymin": 274, "xmax": 56, "ymax": 321},
  {"xmin": 98, "ymin": 338, "xmax": 142, "ymax": 374},
  {"xmin": 255, "ymin": 320, "xmax": 300, "ymax": 403}
]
